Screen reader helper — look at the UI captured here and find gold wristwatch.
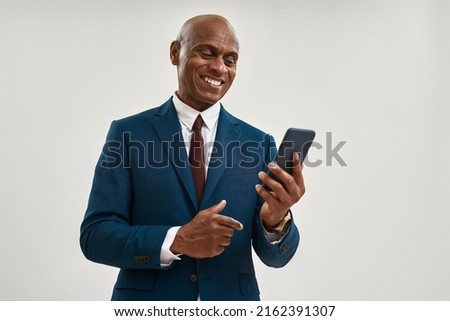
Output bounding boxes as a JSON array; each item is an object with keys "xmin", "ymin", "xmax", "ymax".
[{"xmin": 266, "ymin": 210, "xmax": 292, "ymax": 234}]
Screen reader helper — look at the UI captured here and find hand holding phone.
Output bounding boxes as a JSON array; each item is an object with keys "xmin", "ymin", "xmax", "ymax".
[{"xmin": 263, "ymin": 128, "xmax": 315, "ymax": 190}]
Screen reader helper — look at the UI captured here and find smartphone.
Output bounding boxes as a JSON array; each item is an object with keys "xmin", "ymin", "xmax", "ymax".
[{"xmin": 263, "ymin": 127, "xmax": 316, "ymax": 190}]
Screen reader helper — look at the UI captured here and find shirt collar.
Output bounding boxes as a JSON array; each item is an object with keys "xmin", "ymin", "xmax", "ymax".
[{"xmin": 172, "ymin": 93, "xmax": 220, "ymax": 131}]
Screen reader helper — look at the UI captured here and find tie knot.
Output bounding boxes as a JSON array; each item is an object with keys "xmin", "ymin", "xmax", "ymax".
[{"xmin": 192, "ymin": 115, "xmax": 204, "ymax": 131}]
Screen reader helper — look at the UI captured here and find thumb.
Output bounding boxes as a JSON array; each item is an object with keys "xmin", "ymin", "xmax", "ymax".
[{"xmin": 208, "ymin": 200, "xmax": 227, "ymax": 214}]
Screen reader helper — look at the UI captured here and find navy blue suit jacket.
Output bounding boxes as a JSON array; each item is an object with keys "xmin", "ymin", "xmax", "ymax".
[{"xmin": 80, "ymin": 98, "xmax": 300, "ymax": 300}]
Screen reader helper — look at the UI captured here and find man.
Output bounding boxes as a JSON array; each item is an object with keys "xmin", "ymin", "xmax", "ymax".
[{"xmin": 80, "ymin": 14, "xmax": 305, "ymax": 301}]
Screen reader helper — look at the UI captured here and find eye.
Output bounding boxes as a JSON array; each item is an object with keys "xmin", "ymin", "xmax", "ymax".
[
  {"xmin": 224, "ymin": 56, "xmax": 237, "ymax": 66},
  {"xmin": 199, "ymin": 50, "xmax": 214, "ymax": 59}
]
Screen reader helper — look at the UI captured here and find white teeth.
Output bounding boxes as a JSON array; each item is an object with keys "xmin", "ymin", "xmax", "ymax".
[{"xmin": 203, "ymin": 76, "xmax": 222, "ymax": 86}]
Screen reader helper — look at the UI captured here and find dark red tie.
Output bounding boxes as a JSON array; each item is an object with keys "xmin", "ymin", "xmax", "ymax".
[{"xmin": 189, "ymin": 115, "xmax": 205, "ymax": 202}]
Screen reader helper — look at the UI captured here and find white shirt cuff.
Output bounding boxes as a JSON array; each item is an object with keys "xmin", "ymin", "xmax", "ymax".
[
  {"xmin": 160, "ymin": 226, "xmax": 182, "ymax": 267},
  {"xmin": 263, "ymin": 227, "xmax": 284, "ymax": 244}
]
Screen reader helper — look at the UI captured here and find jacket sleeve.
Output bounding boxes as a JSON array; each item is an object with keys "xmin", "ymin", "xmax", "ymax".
[
  {"xmin": 251, "ymin": 134, "xmax": 300, "ymax": 268},
  {"xmin": 80, "ymin": 121, "xmax": 171, "ymax": 270}
]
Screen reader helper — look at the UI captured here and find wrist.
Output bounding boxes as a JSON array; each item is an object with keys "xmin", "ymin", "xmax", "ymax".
[
  {"xmin": 264, "ymin": 210, "xmax": 292, "ymax": 234},
  {"xmin": 170, "ymin": 226, "xmax": 186, "ymax": 255}
]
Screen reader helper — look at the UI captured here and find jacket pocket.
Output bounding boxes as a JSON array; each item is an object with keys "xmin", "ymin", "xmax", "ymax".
[{"xmin": 114, "ymin": 269, "xmax": 156, "ymax": 291}]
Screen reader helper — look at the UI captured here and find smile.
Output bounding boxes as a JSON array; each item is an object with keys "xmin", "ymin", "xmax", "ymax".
[{"xmin": 202, "ymin": 76, "xmax": 223, "ymax": 87}]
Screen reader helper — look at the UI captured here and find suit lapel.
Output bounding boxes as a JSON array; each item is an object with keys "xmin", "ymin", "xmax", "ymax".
[
  {"xmin": 201, "ymin": 107, "xmax": 240, "ymax": 207},
  {"xmin": 151, "ymin": 99, "xmax": 198, "ymax": 208}
]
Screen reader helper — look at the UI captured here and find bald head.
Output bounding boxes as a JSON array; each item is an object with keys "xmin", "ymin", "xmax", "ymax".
[{"xmin": 176, "ymin": 14, "xmax": 239, "ymax": 51}]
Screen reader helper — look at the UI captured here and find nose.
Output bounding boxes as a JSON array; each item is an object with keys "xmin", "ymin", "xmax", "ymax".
[{"xmin": 208, "ymin": 56, "xmax": 227, "ymax": 75}]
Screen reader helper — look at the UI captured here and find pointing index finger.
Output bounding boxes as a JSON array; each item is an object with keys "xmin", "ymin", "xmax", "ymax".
[{"xmin": 217, "ymin": 215, "xmax": 243, "ymax": 231}]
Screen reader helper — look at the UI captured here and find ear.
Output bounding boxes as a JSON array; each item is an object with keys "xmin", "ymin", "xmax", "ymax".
[{"xmin": 170, "ymin": 41, "xmax": 180, "ymax": 65}]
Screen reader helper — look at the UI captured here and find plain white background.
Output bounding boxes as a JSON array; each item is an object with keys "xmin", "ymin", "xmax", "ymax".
[{"xmin": 1, "ymin": 0, "xmax": 449, "ymax": 300}]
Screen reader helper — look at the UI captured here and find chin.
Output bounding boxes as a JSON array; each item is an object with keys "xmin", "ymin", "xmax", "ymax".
[{"xmin": 199, "ymin": 93, "xmax": 222, "ymax": 105}]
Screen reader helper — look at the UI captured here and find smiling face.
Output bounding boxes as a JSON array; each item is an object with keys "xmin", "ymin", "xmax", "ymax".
[{"xmin": 170, "ymin": 15, "xmax": 239, "ymax": 111}]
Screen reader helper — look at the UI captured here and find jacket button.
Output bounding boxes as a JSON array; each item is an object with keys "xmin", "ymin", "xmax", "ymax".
[
  {"xmin": 190, "ymin": 274, "xmax": 198, "ymax": 283},
  {"xmin": 282, "ymin": 243, "xmax": 289, "ymax": 253}
]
